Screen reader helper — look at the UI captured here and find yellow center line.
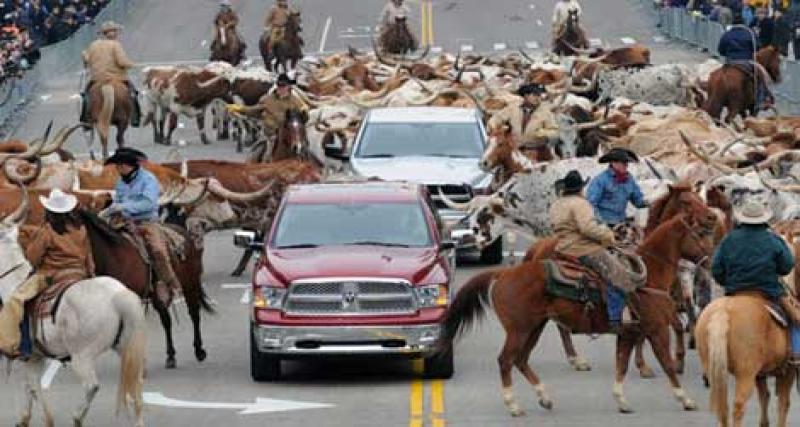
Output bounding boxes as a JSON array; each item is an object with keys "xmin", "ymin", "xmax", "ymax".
[
  {"xmin": 409, "ymin": 359, "xmax": 425, "ymax": 427},
  {"xmin": 430, "ymin": 379, "xmax": 446, "ymax": 427},
  {"xmin": 427, "ymin": 1, "xmax": 435, "ymax": 47},
  {"xmin": 420, "ymin": 0, "xmax": 428, "ymax": 47}
]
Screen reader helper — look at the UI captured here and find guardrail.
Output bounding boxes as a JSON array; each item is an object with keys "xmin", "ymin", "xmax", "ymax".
[
  {"xmin": 645, "ymin": 3, "xmax": 800, "ymax": 114},
  {"xmin": 0, "ymin": 0, "xmax": 139, "ymax": 136}
]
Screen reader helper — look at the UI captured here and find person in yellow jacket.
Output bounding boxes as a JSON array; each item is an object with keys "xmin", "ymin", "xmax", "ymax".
[
  {"xmin": 226, "ymin": 73, "xmax": 308, "ymax": 134},
  {"xmin": 265, "ymin": 0, "xmax": 297, "ymax": 53}
]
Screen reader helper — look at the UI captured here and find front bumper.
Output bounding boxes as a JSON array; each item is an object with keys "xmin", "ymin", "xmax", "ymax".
[{"xmin": 252, "ymin": 323, "xmax": 442, "ymax": 357}]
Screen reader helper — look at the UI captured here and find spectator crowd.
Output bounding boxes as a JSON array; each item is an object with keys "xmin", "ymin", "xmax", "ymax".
[{"xmin": 0, "ymin": 1, "xmax": 110, "ymax": 79}]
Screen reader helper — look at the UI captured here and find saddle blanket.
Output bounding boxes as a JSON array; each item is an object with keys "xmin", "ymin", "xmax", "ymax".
[
  {"xmin": 543, "ymin": 254, "xmax": 605, "ymax": 305},
  {"xmin": 25, "ymin": 279, "xmax": 79, "ymax": 321}
]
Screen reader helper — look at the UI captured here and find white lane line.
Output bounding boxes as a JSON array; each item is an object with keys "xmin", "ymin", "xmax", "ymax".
[
  {"xmin": 536, "ymin": 19, "xmax": 543, "ymax": 26},
  {"xmin": 460, "ymin": 44, "xmax": 474, "ymax": 52},
  {"xmin": 338, "ymin": 34, "xmax": 371, "ymax": 39},
  {"xmin": 41, "ymin": 360, "xmax": 61, "ymax": 389},
  {"xmin": 589, "ymin": 38, "xmax": 602, "ymax": 47},
  {"xmin": 503, "ymin": 251, "xmax": 529, "ymax": 258},
  {"xmin": 493, "ymin": 43, "xmax": 507, "ymax": 51},
  {"xmin": 653, "ymin": 36, "xmax": 666, "ymax": 43},
  {"xmin": 431, "ymin": 46, "xmax": 443, "ymax": 53},
  {"xmin": 529, "ymin": 4, "xmax": 536, "ymax": 9},
  {"xmin": 620, "ymin": 37, "xmax": 636, "ymax": 45},
  {"xmin": 201, "ymin": 40, "xmax": 207, "ymax": 48},
  {"xmin": 240, "ymin": 289, "xmax": 252, "ymax": 305},
  {"xmin": 525, "ymin": 41, "xmax": 539, "ymax": 49},
  {"xmin": 319, "ymin": 16, "xmax": 332, "ymax": 54},
  {"xmin": 222, "ymin": 283, "xmax": 250, "ymax": 289}
]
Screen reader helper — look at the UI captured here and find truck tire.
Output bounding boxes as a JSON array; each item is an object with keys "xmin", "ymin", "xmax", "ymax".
[
  {"xmin": 479, "ymin": 237, "xmax": 503, "ymax": 265},
  {"xmin": 423, "ymin": 349, "xmax": 454, "ymax": 379},
  {"xmin": 250, "ymin": 325, "xmax": 281, "ymax": 382}
]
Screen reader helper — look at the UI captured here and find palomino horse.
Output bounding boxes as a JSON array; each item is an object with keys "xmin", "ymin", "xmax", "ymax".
[
  {"xmin": 87, "ymin": 79, "xmax": 132, "ymax": 159},
  {"xmin": 248, "ymin": 109, "xmax": 310, "ymax": 163},
  {"xmin": 78, "ymin": 210, "xmax": 214, "ymax": 369},
  {"xmin": 260, "ymin": 11, "xmax": 303, "ymax": 73},
  {"xmin": 439, "ymin": 206, "xmax": 718, "ymax": 415},
  {"xmin": 553, "ymin": 9, "xmax": 589, "ymax": 56},
  {"xmin": 703, "ymin": 45, "xmax": 782, "ymax": 123},
  {"xmin": 696, "ymin": 292, "xmax": 797, "ymax": 427},
  {"xmin": 379, "ymin": 16, "xmax": 418, "ymax": 55},
  {"xmin": 0, "ymin": 188, "xmax": 146, "ymax": 427},
  {"xmin": 210, "ymin": 22, "xmax": 246, "ymax": 66}
]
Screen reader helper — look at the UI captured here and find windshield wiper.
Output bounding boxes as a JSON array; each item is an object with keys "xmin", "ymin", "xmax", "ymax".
[
  {"xmin": 360, "ymin": 153, "xmax": 395, "ymax": 158},
  {"xmin": 277, "ymin": 243, "xmax": 319, "ymax": 249},
  {"xmin": 347, "ymin": 241, "xmax": 412, "ymax": 247}
]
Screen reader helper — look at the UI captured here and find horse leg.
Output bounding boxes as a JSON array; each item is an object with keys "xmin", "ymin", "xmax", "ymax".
[
  {"xmin": 165, "ymin": 112, "xmax": 177, "ymax": 146},
  {"xmin": 516, "ymin": 323, "xmax": 554, "ymax": 410},
  {"xmin": 756, "ymin": 376, "xmax": 770, "ymax": 427},
  {"xmin": 231, "ymin": 248, "xmax": 253, "ymax": 277},
  {"xmin": 644, "ymin": 326, "xmax": 698, "ymax": 411},
  {"xmin": 557, "ymin": 325, "xmax": 590, "ymax": 371},
  {"xmin": 116, "ymin": 124, "xmax": 127, "ymax": 150},
  {"xmin": 197, "ymin": 113, "xmax": 210, "ymax": 145},
  {"xmin": 69, "ymin": 354, "xmax": 100, "ymax": 426},
  {"xmin": 673, "ymin": 314, "xmax": 687, "ymax": 375},
  {"xmin": 498, "ymin": 330, "xmax": 530, "ymax": 417},
  {"xmin": 613, "ymin": 333, "xmax": 638, "ymax": 413},
  {"xmin": 154, "ymin": 301, "xmax": 177, "ymax": 369},
  {"xmin": 634, "ymin": 335, "xmax": 655, "ymax": 378},
  {"xmin": 186, "ymin": 286, "xmax": 207, "ymax": 362},
  {"xmin": 17, "ymin": 359, "xmax": 52, "ymax": 427},
  {"xmin": 732, "ymin": 374, "xmax": 757, "ymax": 427},
  {"xmin": 775, "ymin": 369, "xmax": 795, "ymax": 427}
]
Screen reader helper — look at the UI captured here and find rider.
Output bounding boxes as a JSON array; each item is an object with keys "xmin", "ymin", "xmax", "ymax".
[
  {"xmin": 213, "ymin": 0, "xmax": 246, "ymax": 63},
  {"xmin": 226, "ymin": 73, "xmax": 308, "ymax": 137},
  {"xmin": 585, "ymin": 148, "xmax": 649, "ymax": 229},
  {"xmin": 552, "ymin": 0, "xmax": 583, "ymax": 47},
  {"xmin": 711, "ymin": 200, "xmax": 800, "ymax": 365},
  {"xmin": 80, "ymin": 21, "xmax": 140, "ymax": 128},
  {"xmin": 718, "ymin": 13, "xmax": 774, "ymax": 111},
  {"xmin": 487, "ymin": 83, "xmax": 552, "ymax": 146},
  {"xmin": 265, "ymin": 0, "xmax": 297, "ymax": 53},
  {"xmin": 550, "ymin": 170, "xmax": 638, "ymax": 333},
  {"xmin": 0, "ymin": 189, "xmax": 95, "ymax": 358},
  {"xmin": 101, "ymin": 148, "xmax": 182, "ymax": 308},
  {"xmin": 380, "ymin": 0, "xmax": 411, "ymax": 28}
]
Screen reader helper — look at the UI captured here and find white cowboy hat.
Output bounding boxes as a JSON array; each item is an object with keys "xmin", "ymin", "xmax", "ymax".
[
  {"xmin": 39, "ymin": 189, "xmax": 78, "ymax": 214},
  {"xmin": 220, "ymin": 0, "xmax": 232, "ymax": 6},
  {"xmin": 98, "ymin": 21, "xmax": 123, "ymax": 35},
  {"xmin": 733, "ymin": 200, "xmax": 772, "ymax": 225}
]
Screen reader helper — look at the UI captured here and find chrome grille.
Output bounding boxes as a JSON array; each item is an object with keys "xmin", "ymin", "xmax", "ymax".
[
  {"xmin": 284, "ymin": 279, "xmax": 417, "ymax": 316},
  {"xmin": 427, "ymin": 184, "xmax": 472, "ymax": 210}
]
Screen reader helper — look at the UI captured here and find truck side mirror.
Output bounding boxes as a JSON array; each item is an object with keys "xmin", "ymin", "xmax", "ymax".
[
  {"xmin": 438, "ymin": 240, "xmax": 456, "ymax": 253},
  {"xmin": 324, "ymin": 145, "xmax": 350, "ymax": 162},
  {"xmin": 234, "ymin": 230, "xmax": 264, "ymax": 251}
]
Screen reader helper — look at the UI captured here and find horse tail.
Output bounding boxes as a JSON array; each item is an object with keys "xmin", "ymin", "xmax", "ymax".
[
  {"xmin": 707, "ymin": 308, "xmax": 730, "ymax": 424},
  {"xmin": 436, "ymin": 270, "xmax": 496, "ymax": 352},
  {"xmin": 100, "ymin": 84, "xmax": 115, "ymax": 126},
  {"xmin": 113, "ymin": 288, "xmax": 147, "ymax": 417}
]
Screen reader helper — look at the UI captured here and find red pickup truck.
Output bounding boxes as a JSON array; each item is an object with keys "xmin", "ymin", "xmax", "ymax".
[{"xmin": 234, "ymin": 181, "xmax": 456, "ymax": 381}]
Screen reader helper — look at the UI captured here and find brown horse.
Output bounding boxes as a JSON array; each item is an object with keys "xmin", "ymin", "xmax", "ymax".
[
  {"xmin": 260, "ymin": 11, "xmax": 303, "ymax": 73},
  {"xmin": 77, "ymin": 210, "xmax": 214, "ymax": 369},
  {"xmin": 440, "ymin": 207, "xmax": 718, "ymax": 416},
  {"xmin": 379, "ymin": 16, "xmax": 418, "ymax": 55},
  {"xmin": 480, "ymin": 123, "xmax": 550, "ymax": 190},
  {"xmin": 248, "ymin": 109, "xmax": 310, "ymax": 163},
  {"xmin": 87, "ymin": 79, "xmax": 131, "ymax": 160},
  {"xmin": 703, "ymin": 46, "xmax": 782, "ymax": 123},
  {"xmin": 210, "ymin": 22, "xmax": 246, "ymax": 66},
  {"xmin": 553, "ymin": 9, "xmax": 589, "ymax": 56}
]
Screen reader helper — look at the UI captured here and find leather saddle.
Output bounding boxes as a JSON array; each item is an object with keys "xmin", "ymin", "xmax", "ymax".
[
  {"xmin": 765, "ymin": 300, "xmax": 789, "ymax": 329},
  {"xmin": 24, "ymin": 279, "xmax": 80, "ymax": 322},
  {"xmin": 543, "ymin": 253, "xmax": 606, "ymax": 305}
]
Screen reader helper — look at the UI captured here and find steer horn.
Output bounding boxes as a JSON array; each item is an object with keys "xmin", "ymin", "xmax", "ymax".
[
  {"xmin": 678, "ymin": 130, "xmax": 738, "ymax": 175},
  {"xmin": 436, "ymin": 187, "xmax": 471, "ymax": 211},
  {"xmin": 3, "ymin": 157, "xmax": 43, "ymax": 184},
  {"xmin": 40, "ymin": 124, "xmax": 82, "ymax": 156},
  {"xmin": 3, "ymin": 180, "xmax": 29, "ymax": 225},
  {"xmin": 206, "ymin": 178, "xmax": 278, "ymax": 203}
]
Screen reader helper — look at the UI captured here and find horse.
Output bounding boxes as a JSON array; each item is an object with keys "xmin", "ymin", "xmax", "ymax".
[
  {"xmin": 553, "ymin": 9, "xmax": 589, "ymax": 56},
  {"xmin": 0, "ymin": 189, "xmax": 146, "ymax": 427},
  {"xmin": 696, "ymin": 292, "xmax": 797, "ymax": 427},
  {"xmin": 703, "ymin": 46, "xmax": 782, "ymax": 123},
  {"xmin": 248, "ymin": 109, "xmax": 310, "ymax": 163},
  {"xmin": 210, "ymin": 22, "xmax": 246, "ymax": 66},
  {"xmin": 86, "ymin": 79, "xmax": 132, "ymax": 160},
  {"xmin": 379, "ymin": 16, "xmax": 418, "ymax": 55},
  {"xmin": 77, "ymin": 210, "xmax": 214, "ymax": 369},
  {"xmin": 439, "ymin": 204, "xmax": 718, "ymax": 416},
  {"xmin": 260, "ymin": 11, "xmax": 303, "ymax": 73}
]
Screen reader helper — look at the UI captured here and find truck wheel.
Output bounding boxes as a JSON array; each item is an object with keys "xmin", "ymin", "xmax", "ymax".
[
  {"xmin": 424, "ymin": 349, "xmax": 454, "ymax": 379},
  {"xmin": 479, "ymin": 236, "xmax": 503, "ymax": 265},
  {"xmin": 250, "ymin": 325, "xmax": 281, "ymax": 382}
]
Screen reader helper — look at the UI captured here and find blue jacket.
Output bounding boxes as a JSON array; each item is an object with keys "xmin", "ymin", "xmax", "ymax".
[
  {"xmin": 113, "ymin": 167, "xmax": 160, "ymax": 222},
  {"xmin": 585, "ymin": 168, "xmax": 646, "ymax": 225},
  {"xmin": 718, "ymin": 25, "xmax": 757, "ymax": 61},
  {"xmin": 711, "ymin": 224, "xmax": 794, "ymax": 299}
]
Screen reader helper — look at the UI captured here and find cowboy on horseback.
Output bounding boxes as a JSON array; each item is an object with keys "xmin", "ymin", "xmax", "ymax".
[
  {"xmin": 80, "ymin": 21, "xmax": 141, "ymax": 128},
  {"xmin": 0, "ymin": 189, "xmax": 95, "ymax": 358},
  {"xmin": 552, "ymin": 0, "xmax": 583, "ymax": 49},
  {"xmin": 225, "ymin": 73, "xmax": 308, "ymax": 138},
  {"xmin": 265, "ymin": 0, "xmax": 296, "ymax": 54},
  {"xmin": 718, "ymin": 14, "xmax": 774, "ymax": 111},
  {"xmin": 487, "ymin": 83, "xmax": 554, "ymax": 146},
  {"xmin": 380, "ymin": 0, "xmax": 411, "ymax": 28},
  {"xmin": 586, "ymin": 148, "xmax": 649, "ymax": 229},
  {"xmin": 550, "ymin": 170, "xmax": 641, "ymax": 333},
  {"xmin": 100, "ymin": 148, "xmax": 183, "ymax": 308},
  {"xmin": 711, "ymin": 200, "xmax": 800, "ymax": 365},
  {"xmin": 212, "ymin": 0, "xmax": 247, "ymax": 63}
]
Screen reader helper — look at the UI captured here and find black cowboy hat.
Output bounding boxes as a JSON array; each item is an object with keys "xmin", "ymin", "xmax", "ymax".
[
  {"xmin": 105, "ymin": 147, "xmax": 147, "ymax": 166},
  {"xmin": 516, "ymin": 83, "xmax": 545, "ymax": 97},
  {"xmin": 598, "ymin": 147, "xmax": 639, "ymax": 164},
  {"xmin": 555, "ymin": 170, "xmax": 588, "ymax": 194},
  {"xmin": 276, "ymin": 73, "xmax": 296, "ymax": 86}
]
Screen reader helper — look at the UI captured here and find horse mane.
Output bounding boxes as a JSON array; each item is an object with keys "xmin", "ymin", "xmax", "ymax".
[
  {"xmin": 77, "ymin": 209, "xmax": 126, "ymax": 246},
  {"xmin": 645, "ymin": 183, "xmax": 692, "ymax": 234}
]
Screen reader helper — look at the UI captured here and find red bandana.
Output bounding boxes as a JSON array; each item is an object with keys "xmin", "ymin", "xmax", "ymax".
[{"xmin": 613, "ymin": 170, "xmax": 629, "ymax": 184}]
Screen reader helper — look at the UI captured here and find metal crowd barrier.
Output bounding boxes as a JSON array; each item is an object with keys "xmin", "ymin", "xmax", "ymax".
[{"xmin": 0, "ymin": 0, "xmax": 140, "ymax": 134}]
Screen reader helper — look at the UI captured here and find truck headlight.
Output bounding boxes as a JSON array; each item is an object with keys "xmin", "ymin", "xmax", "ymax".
[
  {"xmin": 253, "ymin": 286, "xmax": 286, "ymax": 309},
  {"xmin": 417, "ymin": 284, "xmax": 448, "ymax": 307}
]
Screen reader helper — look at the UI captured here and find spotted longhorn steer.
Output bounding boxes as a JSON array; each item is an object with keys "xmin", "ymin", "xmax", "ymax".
[{"xmin": 593, "ymin": 64, "xmax": 701, "ymax": 107}]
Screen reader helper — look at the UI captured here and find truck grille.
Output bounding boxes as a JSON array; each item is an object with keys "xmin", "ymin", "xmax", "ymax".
[
  {"xmin": 284, "ymin": 279, "xmax": 417, "ymax": 316},
  {"xmin": 427, "ymin": 184, "xmax": 472, "ymax": 210}
]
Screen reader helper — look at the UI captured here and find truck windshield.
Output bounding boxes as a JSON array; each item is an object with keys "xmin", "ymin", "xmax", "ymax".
[
  {"xmin": 355, "ymin": 122, "xmax": 484, "ymax": 158},
  {"xmin": 272, "ymin": 202, "xmax": 433, "ymax": 248}
]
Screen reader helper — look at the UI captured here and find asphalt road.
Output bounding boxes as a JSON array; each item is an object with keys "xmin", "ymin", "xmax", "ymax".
[{"xmin": 1, "ymin": 0, "xmax": 794, "ymax": 426}]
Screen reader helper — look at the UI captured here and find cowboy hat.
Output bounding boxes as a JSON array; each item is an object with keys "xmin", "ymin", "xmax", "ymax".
[
  {"xmin": 734, "ymin": 200, "xmax": 772, "ymax": 225},
  {"xmin": 517, "ymin": 83, "xmax": 546, "ymax": 97},
  {"xmin": 275, "ymin": 73, "xmax": 296, "ymax": 86},
  {"xmin": 555, "ymin": 170, "xmax": 588, "ymax": 194},
  {"xmin": 599, "ymin": 147, "xmax": 639, "ymax": 164},
  {"xmin": 98, "ymin": 21, "xmax": 123, "ymax": 35},
  {"xmin": 104, "ymin": 147, "xmax": 147, "ymax": 166},
  {"xmin": 220, "ymin": 0, "xmax": 232, "ymax": 5},
  {"xmin": 40, "ymin": 188, "xmax": 78, "ymax": 214}
]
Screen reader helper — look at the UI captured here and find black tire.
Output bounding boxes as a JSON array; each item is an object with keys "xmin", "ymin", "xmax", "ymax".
[
  {"xmin": 479, "ymin": 236, "xmax": 503, "ymax": 265},
  {"xmin": 250, "ymin": 324, "xmax": 281, "ymax": 382},
  {"xmin": 423, "ymin": 349, "xmax": 454, "ymax": 379}
]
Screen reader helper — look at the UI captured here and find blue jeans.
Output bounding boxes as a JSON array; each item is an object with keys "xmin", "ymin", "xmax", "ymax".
[
  {"xmin": 606, "ymin": 284, "xmax": 626, "ymax": 322},
  {"xmin": 792, "ymin": 326, "xmax": 800, "ymax": 356},
  {"xmin": 19, "ymin": 316, "xmax": 31, "ymax": 357}
]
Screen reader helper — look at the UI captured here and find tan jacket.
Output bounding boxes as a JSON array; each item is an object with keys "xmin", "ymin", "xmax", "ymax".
[
  {"xmin": 254, "ymin": 91, "xmax": 308, "ymax": 130},
  {"xmin": 550, "ymin": 195, "xmax": 615, "ymax": 257},
  {"xmin": 488, "ymin": 102, "xmax": 558, "ymax": 145},
  {"xmin": 215, "ymin": 9, "xmax": 239, "ymax": 28},
  {"xmin": 266, "ymin": 6, "xmax": 293, "ymax": 28},
  {"xmin": 20, "ymin": 224, "xmax": 95, "ymax": 284},
  {"xmin": 82, "ymin": 39, "xmax": 134, "ymax": 83}
]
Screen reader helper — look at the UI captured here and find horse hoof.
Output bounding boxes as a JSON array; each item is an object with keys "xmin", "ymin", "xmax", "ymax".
[
  {"xmin": 165, "ymin": 358, "xmax": 177, "ymax": 369},
  {"xmin": 573, "ymin": 361, "xmax": 591, "ymax": 372},
  {"xmin": 618, "ymin": 404, "xmax": 635, "ymax": 414},
  {"xmin": 702, "ymin": 375, "xmax": 710, "ymax": 388},
  {"xmin": 683, "ymin": 398, "xmax": 698, "ymax": 411},
  {"xmin": 676, "ymin": 364, "xmax": 685, "ymax": 375},
  {"xmin": 510, "ymin": 408, "xmax": 526, "ymax": 417},
  {"xmin": 195, "ymin": 348, "xmax": 207, "ymax": 362},
  {"xmin": 688, "ymin": 339, "xmax": 696, "ymax": 350},
  {"xmin": 539, "ymin": 398, "xmax": 554, "ymax": 410},
  {"xmin": 15, "ymin": 421, "xmax": 29, "ymax": 427},
  {"xmin": 639, "ymin": 366, "xmax": 656, "ymax": 378},
  {"xmin": 73, "ymin": 418, "xmax": 82, "ymax": 427}
]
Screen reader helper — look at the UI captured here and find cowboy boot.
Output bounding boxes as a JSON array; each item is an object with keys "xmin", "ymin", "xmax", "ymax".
[{"xmin": 0, "ymin": 275, "xmax": 46, "ymax": 357}]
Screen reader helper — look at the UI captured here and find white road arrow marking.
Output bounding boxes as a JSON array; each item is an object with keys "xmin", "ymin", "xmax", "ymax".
[
  {"xmin": 589, "ymin": 38, "xmax": 602, "ymax": 47},
  {"xmin": 143, "ymin": 392, "xmax": 334, "ymax": 415},
  {"xmin": 41, "ymin": 359, "xmax": 61, "ymax": 389},
  {"xmin": 221, "ymin": 283, "xmax": 250, "ymax": 289},
  {"xmin": 430, "ymin": 46, "xmax": 442, "ymax": 53},
  {"xmin": 525, "ymin": 41, "xmax": 539, "ymax": 49},
  {"xmin": 493, "ymin": 43, "xmax": 507, "ymax": 51},
  {"xmin": 460, "ymin": 44, "xmax": 473, "ymax": 52},
  {"xmin": 620, "ymin": 37, "xmax": 636, "ymax": 45}
]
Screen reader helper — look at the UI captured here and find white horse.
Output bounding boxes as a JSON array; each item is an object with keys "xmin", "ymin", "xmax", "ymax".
[{"xmin": 0, "ymin": 189, "xmax": 147, "ymax": 427}]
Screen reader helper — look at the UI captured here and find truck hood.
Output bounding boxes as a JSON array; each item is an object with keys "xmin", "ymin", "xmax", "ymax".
[
  {"xmin": 350, "ymin": 156, "xmax": 490, "ymax": 187},
  {"xmin": 265, "ymin": 245, "xmax": 441, "ymax": 284}
]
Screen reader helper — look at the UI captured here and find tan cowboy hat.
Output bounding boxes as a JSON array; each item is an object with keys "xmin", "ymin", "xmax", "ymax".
[
  {"xmin": 39, "ymin": 189, "xmax": 78, "ymax": 214},
  {"xmin": 733, "ymin": 200, "xmax": 773, "ymax": 225},
  {"xmin": 98, "ymin": 21, "xmax": 123, "ymax": 35}
]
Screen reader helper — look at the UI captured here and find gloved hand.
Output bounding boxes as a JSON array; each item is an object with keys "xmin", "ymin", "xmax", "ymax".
[
  {"xmin": 99, "ymin": 203, "xmax": 122, "ymax": 219},
  {"xmin": 225, "ymin": 104, "xmax": 244, "ymax": 113}
]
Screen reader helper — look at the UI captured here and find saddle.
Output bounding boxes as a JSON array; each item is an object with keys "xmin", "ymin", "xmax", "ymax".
[
  {"xmin": 24, "ymin": 279, "xmax": 79, "ymax": 322},
  {"xmin": 543, "ymin": 253, "xmax": 606, "ymax": 305}
]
